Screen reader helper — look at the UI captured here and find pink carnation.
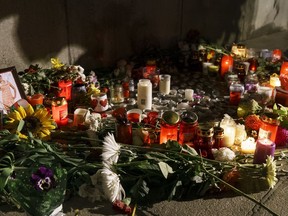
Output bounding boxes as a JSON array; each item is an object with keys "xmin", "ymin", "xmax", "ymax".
[{"xmin": 275, "ymin": 127, "xmax": 288, "ymax": 147}]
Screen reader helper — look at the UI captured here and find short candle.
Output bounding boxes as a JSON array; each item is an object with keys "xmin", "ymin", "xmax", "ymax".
[
  {"xmin": 241, "ymin": 137, "xmax": 256, "ymax": 154},
  {"xmin": 253, "ymin": 138, "xmax": 275, "ymax": 164}
]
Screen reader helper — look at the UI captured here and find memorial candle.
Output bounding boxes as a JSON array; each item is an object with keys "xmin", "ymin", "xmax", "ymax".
[
  {"xmin": 58, "ymin": 80, "xmax": 72, "ymax": 101},
  {"xmin": 253, "ymin": 138, "xmax": 275, "ymax": 164},
  {"xmin": 241, "ymin": 137, "xmax": 256, "ymax": 154},
  {"xmin": 51, "ymin": 97, "xmax": 68, "ymax": 126},
  {"xmin": 220, "ymin": 55, "xmax": 233, "ymax": 78}
]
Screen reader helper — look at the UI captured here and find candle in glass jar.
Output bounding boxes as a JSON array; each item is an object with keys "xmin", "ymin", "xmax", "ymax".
[
  {"xmin": 137, "ymin": 79, "xmax": 152, "ymax": 110},
  {"xmin": 222, "ymin": 125, "xmax": 236, "ymax": 147},
  {"xmin": 220, "ymin": 55, "xmax": 233, "ymax": 78},
  {"xmin": 272, "ymin": 49, "xmax": 282, "ymax": 61},
  {"xmin": 253, "ymin": 138, "xmax": 275, "ymax": 164},
  {"xmin": 184, "ymin": 89, "xmax": 194, "ymax": 101},
  {"xmin": 58, "ymin": 80, "xmax": 72, "ymax": 101},
  {"xmin": 159, "ymin": 74, "xmax": 171, "ymax": 95},
  {"xmin": 51, "ymin": 97, "xmax": 68, "ymax": 126},
  {"xmin": 280, "ymin": 62, "xmax": 288, "ymax": 75},
  {"xmin": 241, "ymin": 137, "xmax": 256, "ymax": 154},
  {"xmin": 258, "ymin": 113, "xmax": 279, "ymax": 142}
]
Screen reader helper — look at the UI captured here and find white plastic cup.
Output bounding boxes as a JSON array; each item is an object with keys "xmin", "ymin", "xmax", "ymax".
[{"xmin": 185, "ymin": 89, "xmax": 194, "ymax": 101}]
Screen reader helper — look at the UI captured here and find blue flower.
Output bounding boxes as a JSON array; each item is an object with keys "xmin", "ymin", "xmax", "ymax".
[{"xmin": 31, "ymin": 166, "xmax": 56, "ymax": 191}]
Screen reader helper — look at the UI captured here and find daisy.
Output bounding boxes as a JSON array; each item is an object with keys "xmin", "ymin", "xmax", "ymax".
[
  {"xmin": 264, "ymin": 155, "xmax": 278, "ymax": 189},
  {"xmin": 100, "ymin": 163, "xmax": 125, "ymax": 202},
  {"xmin": 101, "ymin": 133, "xmax": 121, "ymax": 164}
]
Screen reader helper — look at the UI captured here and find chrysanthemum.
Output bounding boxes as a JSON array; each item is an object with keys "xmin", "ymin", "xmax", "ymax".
[
  {"xmin": 4, "ymin": 104, "xmax": 56, "ymax": 140},
  {"xmin": 264, "ymin": 155, "xmax": 278, "ymax": 189},
  {"xmin": 101, "ymin": 133, "xmax": 121, "ymax": 164},
  {"xmin": 245, "ymin": 114, "xmax": 262, "ymax": 131},
  {"xmin": 100, "ymin": 163, "xmax": 125, "ymax": 202}
]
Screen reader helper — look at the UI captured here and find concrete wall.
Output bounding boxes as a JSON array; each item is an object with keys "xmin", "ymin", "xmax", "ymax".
[{"xmin": 0, "ymin": 0, "xmax": 288, "ymax": 72}]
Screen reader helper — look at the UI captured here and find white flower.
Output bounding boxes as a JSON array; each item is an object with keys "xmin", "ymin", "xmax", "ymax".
[
  {"xmin": 212, "ymin": 147, "xmax": 236, "ymax": 162},
  {"xmin": 265, "ymin": 155, "xmax": 278, "ymax": 189},
  {"xmin": 100, "ymin": 163, "xmax": 125, "ymax": 202},
  {"xmin": 101, "ymin": 133, "xmax": 121, "ymax": 164}
]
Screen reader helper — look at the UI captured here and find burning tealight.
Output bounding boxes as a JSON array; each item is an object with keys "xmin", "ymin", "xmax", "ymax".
[{"xmin": 241, "ymin": 137, "xmax": 256, "ymax": 154}]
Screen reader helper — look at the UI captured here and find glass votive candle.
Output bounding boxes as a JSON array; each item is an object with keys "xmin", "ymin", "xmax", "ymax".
[
  {"xmin": 159, "ymin": 74, "xmax": 171, "ymax": 95},
  {"xmin": 241, "ymin": 137, "xmax": 256, "ymax": 154},
  {"xmin": 73, "ymin": 108, "xmax": 88, "ymax": 127},
  {"xmin": 229, "ymin": 83, "xmax": 244, "ymax": 106},
  {"xmin": 127, "ymin": 108, "xmax": 142, "ymax": 123},
  {"xmin": 253, "ymin": 138, "xmax": 275, "ymax": 164},
  {"xmin": 184, "ymin": 89, "xmax": 194, "ymax": 101},
  {"xmin": 27, "ymin": 93, "xmax": 44, "ymax": 106},
  {"xmin": 258, "ymin": 113, "xmax": 279, "ymax": 142}
]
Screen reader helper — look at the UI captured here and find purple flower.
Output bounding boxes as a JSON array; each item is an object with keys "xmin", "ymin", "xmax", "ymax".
[{"xmin": 31, "ymin": 166, "xmax": 56, "ymax": 191}]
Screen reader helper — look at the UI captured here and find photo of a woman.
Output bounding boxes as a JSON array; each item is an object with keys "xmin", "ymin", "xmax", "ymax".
[{"xmin": 0, "ymin": 74, "xmax": 17, "ymax": 110}]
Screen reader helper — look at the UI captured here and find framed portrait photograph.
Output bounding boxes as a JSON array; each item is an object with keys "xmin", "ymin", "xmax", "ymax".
[{"xmin": 0, "ymin": 66, "xmax": 26, "ymax": 114}]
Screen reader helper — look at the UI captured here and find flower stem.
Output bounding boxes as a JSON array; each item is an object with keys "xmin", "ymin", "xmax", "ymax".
[{"xmin": 203, "ymin": 167, "xmax": 278, "ymax": 216}]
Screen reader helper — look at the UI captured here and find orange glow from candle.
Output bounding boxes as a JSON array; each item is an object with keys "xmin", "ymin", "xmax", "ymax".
[
  {"xmin": 220, "ymin": 55, "xmax": 233, "ymax": 78},
  {"xmin": 27, "ymin": 93, "xmax": 44, "ymax": 106},
  {"xmin": 58, "ymin": 80, "xmax": 72, "ymax": 101}
]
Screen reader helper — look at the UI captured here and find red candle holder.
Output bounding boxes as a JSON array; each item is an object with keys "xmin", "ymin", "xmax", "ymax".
[
  {"xmin": 280, "ymin": 62, "xmax": 288, "ymax": 75},
  {"xmin": 58, "ymin": 80, "xmax": 72, "ymax": 101},
  {"xmin": 220, "ymin": 55, "xmax": 233, "ymax": 78},
  {"xmin": 253, "ymin": 138, "xmax": 275, "ymax": 164},
  {"xmin": 51, "ymin": 97, "xmax": 68, "ymax": 126},
  {"xmin": 178, "ymin": 112, "xmax": 198, "ymax": 145},
  {"xmin": 258, "ymin": 113, "xmax": 279, "ymax": 142},
  {"xmin": 159, "ymin": 111, "xmax": 179, "ymax": 144},
  {"xmin": 272, "ymin": 49, "xmax": 282, "ymax": 61}
]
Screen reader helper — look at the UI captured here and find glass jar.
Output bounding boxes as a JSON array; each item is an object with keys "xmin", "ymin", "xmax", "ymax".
[
  {"xmin": 234, "ymin": 61, "xmax": 246, "ymax": 82},
  {"xmin": 116, "ymin": 121, "xmax": 132, "ymax": 145},
  {"xmin": 195, "ymin": 124, "xmax": 215, "ymax": 159},
  {"xmin": 51, "ymin": 97, "xmax": 68, "ymax": 126},
  {"xmin": 159, "ymin": 111, "xmax": 179, "ymax": 144},
  {"xmin": 245, "ymin": 71, "xmax": 259, "ymax": 93},
  {"xmin": 258, "ymin": 113, "xmax": 279, "ymax": 142},
  {"xmin": 229, "ymin": 82, "xmax": 244, "ymax": 106},
  {"xmin": 213, "ymin": 126, "xmax": 224, "ymax": 149},
  {"xmin": 178, "ymin": 111, "xmax": 198, "ymax": 145},
  {"xmin": 111, "ymin": 84, "xmax": 124, "ymax": 104}
]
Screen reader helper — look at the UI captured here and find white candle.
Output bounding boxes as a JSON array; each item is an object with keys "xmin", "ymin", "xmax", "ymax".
[
  {"xmin": 234, "ymin": 124, "xmax": 247, "ymax": 145},
  {"xmin": 184, "ymin": 89, "xmax": 194, "ymax": 101},
  {"xmin": 202, "ymin": 62, "xmax": 212, "ymax": 75},
  {"xmin": 222, "ymin": 125, "xmax": 236, "ymax": 147},
  {"xmin": 241, "ymin": 137, "xmax": 256, "ymax": 154},
  {"xmin": 137, "ymin": 79, "xmax": 152, "ymax": 110},
  {"xmin": 159, "ymin": 74, "xmax": 171, "ymax": 95}
]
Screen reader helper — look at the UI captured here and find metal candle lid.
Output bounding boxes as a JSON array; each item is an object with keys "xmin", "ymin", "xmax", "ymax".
[{"xmin": 162, "ymin": 111, "xmax": 179, "ymax": 125}]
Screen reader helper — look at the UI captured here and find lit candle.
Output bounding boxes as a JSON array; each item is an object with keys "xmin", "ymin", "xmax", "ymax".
[
  {"xmin": 220, "ymin": 55, "xmax": 233, "ymax": 78},
  {"xmin": 222, "ymin": 125, "xmax": 236, "ymax": 147},
  {"xmin": 272, "ymin": 49, "xmax": 282, "ymax": 61},
  {"xmin": 269, "ymin": 73, "xmax": 281, "ymax": 87},
  {"xmin": 58, "ymin": 80, "xmax": 73, "ymax": 101},
  {"xmin": 51, "ymin": 97, "xmax": 68, "ymax": 126},
  {"xmin": 241, "ymin": 137, "xmax": 256, "ymax": 154},
  {"xmin": 258, "ymin": 113, "xmax": 279, "ymax": 142},
  {"xmin": 280, "ymin": 62, "xmax": 288, "ymax": 75},
  {"xmin": 27, "ymin": 93, "xmax": 44, "ymax": 106},
  {"xmin": 253, "ymin": 138, "xmax": 275, "ymax": 164},
  {"xmin": 73, "ymin": 108, "xmax": 88, "ymax": 126}
]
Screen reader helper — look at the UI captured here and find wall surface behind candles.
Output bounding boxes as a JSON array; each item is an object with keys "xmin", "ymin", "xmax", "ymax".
[{"xmin": 0, "ymin": 0, "xmax": 287, "ymax": 72}]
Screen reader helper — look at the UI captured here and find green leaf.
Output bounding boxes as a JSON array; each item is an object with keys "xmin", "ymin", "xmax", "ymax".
[
  {"xmin": 182, "ymin": 145, "xmax": 199, "ymax": 156},
  {"xmin": 17, "ymin": 119, "xmax": 25, "ymax": 132},
  {"xmin": 168, "ymin": 180, "xmax": 182, "ymax": 200},
  {"xmin": 130, "ymin": 178, "xmax": 149, "ymax": 200},
  {"xmin": 165, "ymin": 140, "xmax": 182, "ymax": 152},
  {"xmin": 0, "ymin": 167, "xmax": 13, "ymax": 191},
  {"xmin": 158, "ymin": 162, "xmax": 174, "ymax": 179}
]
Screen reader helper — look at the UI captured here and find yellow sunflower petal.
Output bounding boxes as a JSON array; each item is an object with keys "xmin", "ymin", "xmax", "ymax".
[
  {"xmin": 33, "ymin": 108, "xmax": 45, "ymax": 120},
  {"xmin": 16, "ymin": 131, "xmax": 28, "ymax": 139},
  {"xmin": 8, "ymin": 110, "xmax": 23, "ymax": 121},
  {"xmin": 16, "ymin": 106, "xmax": 27, "ymax": 119},
  {"xmin": 25, "ymin": 104, "xmax": 35, "ymax": 117},
  {"xmin": 41, "ymin": 123, "xmax": 56, "ymax": 130}
]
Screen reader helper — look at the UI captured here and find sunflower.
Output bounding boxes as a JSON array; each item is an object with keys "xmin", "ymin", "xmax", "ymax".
[{"xmin": 4, "ymin": 104, "xmax": 56, "ymax": 140}]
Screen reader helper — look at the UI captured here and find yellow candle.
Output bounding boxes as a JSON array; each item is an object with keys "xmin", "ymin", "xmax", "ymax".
[{"xmin": 241, "ymin": 137, "xmax": 256, "ymax": 154}]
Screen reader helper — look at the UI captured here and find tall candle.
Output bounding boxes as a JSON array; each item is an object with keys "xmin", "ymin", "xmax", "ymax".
[
  {"xmin": 280, "ymin": 62, "xmax": 288, "ymax": 75},
  {"xmin": 137, "ymin": 79, "xmax": 152, "ymax": 110},
  {"xmin": 220, "ymin": 55, "xmax": 233, "ymax": 78},
  {"xmin": 253, "ymin": 138, "xmax": 275, "ymax": 164},
  {"xmin": 58, "ymin": 80, "xmax": 72, "ymax": 101}
]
